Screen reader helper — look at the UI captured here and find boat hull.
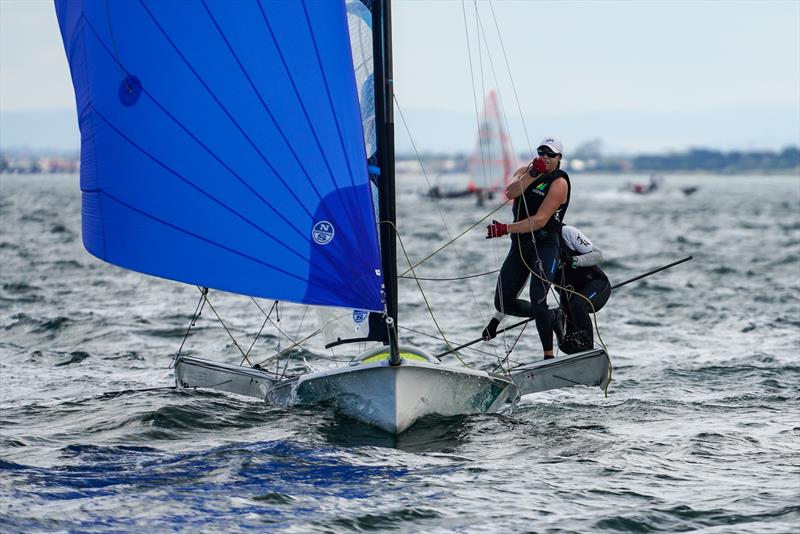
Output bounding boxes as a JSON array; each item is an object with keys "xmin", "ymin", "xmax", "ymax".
[
  {"xmin": 174, "ymin": 347, "xmax": 611, "ymax": 434},
  {"xmin": 295, "ymin": 357, "xmax": 517, "ymax": 434},
  {"xmin": 509, "ymin": 348, "xmax": 612, "ymax": 396},
  {"xmin": 174, "ymin": 355, "xmax": 280, "ymax": 400}
]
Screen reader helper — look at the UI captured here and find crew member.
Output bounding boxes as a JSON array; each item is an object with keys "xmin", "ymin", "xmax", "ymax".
[
  {"xmin": 483, "ymin": 137, "xmax": 570, "ymax": 360},
  {"xmin": 553, "ymin": 225, "xmax": 611, "ymax": 353}
]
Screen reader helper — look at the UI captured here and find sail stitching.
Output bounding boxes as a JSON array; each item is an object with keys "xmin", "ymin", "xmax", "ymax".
[
  {"xmin": 134, "ymin": 1, "xmax": 318, "ymax": 220},
  {"xmin": 84, "ymin": 10, "xmax": 382, "ymax": 299},
  {"xmin": 90, "ymin": 110, "xmax": 344, "ymax": 282},
  {"xmin": 295, "ymin": 0, "xmax": 377, "ymax": 264},
  {"xmin": 81, "ymin": 19, "xmax": 321, "ymax": 246},
  {"xmin": 255, "ymin": 0, "xmax": 365, "ymax": 239},
  {"xmin": 140, "ymin": 0, "xmax": 384, "ymax": 291}
]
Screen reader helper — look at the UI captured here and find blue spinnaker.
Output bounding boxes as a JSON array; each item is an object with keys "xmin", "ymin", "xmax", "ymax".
[{"xmin": 55, "ymin": 0, "xmax": 384, "ymax": 312}]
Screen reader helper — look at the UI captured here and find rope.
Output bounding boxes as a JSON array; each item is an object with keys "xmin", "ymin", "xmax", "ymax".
[
  {"xmin": 393, "ymin": 95, "xmax": 493, "ymax": 341},
  {"xmin": 171, "ymin": 286, "xmax": 207, "ymax": 368},
  {"xmin": 240, "ymin": 299, "xmax": 277, "ymax": 366},
  {"xmin": 488, "ymin": 0, "xmax": 534, "ymax": 156},
  {"xmin": 195, "ymin": 287, "xmax": 253, "ymax": 366},
  {"xmin": 254, "ymin": 328, "xmax": 322, "ymax": 369},
  {"xmin": 399, "ymin": 269, "xmax": 498, "ymax": 282},
  {"xmin": 461, "ymin": 0, "xmax": 512, "ymax": 360},
  {"xmin": 398, "ymin": 324, "xmax": 502, "ymax": 359},
  {"xmin": 397, "ymin": 199, "xmax": 509, "ymax": 277},
  {"xmin": 381, "ymin": 220, "xmax": 470, "ymax": 367}
]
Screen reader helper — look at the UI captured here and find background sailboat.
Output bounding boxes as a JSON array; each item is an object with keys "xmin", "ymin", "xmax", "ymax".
[
  {"xmin": 55, "ymin": 0, "xmax": 610, "ymax": 434},
  {"xmin": 426, "ymin": 90, "xmax": 517, "ymax": 201},
  {"xmin": 467, "ymin": 90, "xmax": 517, "ymax": 199}
]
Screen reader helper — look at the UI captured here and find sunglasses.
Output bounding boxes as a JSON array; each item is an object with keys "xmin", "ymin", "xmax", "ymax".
[{"xmin": 537, "ymin": 148, "xmax": 560, "ymax": 158}]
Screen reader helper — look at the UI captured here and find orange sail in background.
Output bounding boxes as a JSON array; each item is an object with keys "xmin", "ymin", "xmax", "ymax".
[{"xmin": 467, "ymin": 90, "xmax": 516, "ymax": 194}]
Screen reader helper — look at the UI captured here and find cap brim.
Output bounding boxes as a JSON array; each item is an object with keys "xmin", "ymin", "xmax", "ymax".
[{"xmin": 538, "ymin": 144, "xmax": 561, "ymax": 155}]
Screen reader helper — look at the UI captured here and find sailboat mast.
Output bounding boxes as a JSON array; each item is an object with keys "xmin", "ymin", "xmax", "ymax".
[{"xmin": 373, "ymin": 0, "xmax": 399, "ymax": 359}]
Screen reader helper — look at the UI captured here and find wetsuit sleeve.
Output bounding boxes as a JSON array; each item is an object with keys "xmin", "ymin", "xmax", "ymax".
[
  {"xmin": 563, "ymin": 226, "xmax": 593, "ymax": 254},
  {"xmin": 572, "ymin": 246, "xmax": 604, "ymax": 267}
]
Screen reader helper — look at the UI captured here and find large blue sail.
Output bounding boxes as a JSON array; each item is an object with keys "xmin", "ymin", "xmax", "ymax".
[{"xmin": 55, "ymin": 0, "xmax": 385, "ymax": 312}]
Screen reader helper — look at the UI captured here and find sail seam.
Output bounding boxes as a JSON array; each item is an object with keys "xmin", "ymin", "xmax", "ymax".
[
  {"xmin": 298, "ymin": 0, "xmax": 377, "ymax": 268},
  {"xmin": 90, "ymin": 109, "xmax": 334, "ymax": 275},
  {"xmin": 254, "ymin": 0, "xmax": 365, "ymax": 247},
  {"xmin": 80, "ymin": 15, "xmax": 322, "ymax": 232},
  {"xmin": 134, "ymin": 0, "xmax": 318, "ymax": 219}
]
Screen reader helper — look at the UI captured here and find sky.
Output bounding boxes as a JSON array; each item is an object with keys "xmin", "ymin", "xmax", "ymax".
[{"xmin": 1, "ymin": 0, "xmax": 798, "ymax": 155}]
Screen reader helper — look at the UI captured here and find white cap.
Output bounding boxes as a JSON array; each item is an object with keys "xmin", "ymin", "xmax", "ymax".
[{"xmin": 538, "ymin": 136, "xmax": 563, "ymax": 155}]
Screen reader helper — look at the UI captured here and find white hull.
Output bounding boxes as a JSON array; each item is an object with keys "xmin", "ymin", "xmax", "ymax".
[
  {"xmin": 295, "ymin": 355, "xmax": 517, "ymax": 433},
  {"xmin": 509, "ymin": 348, "xmax": 612, "ymax": 396},
  {"xmin": 174, "ymin": 355, "xmax": 283, "ymax": 400},
  {"xmin": 174, "ymin": 346, "xmax": 610, "ymax": 434}
]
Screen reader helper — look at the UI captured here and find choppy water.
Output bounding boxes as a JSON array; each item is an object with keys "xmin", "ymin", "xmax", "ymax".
[{"xmin": 1, "ymin": 173, "xmax": 799, "ymax": 532}]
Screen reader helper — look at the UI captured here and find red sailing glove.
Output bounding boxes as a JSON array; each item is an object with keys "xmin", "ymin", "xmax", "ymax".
[
  {"xmin": 528, "ymin": 157, "xmax": 547, "ymax": 177},
  {"xmin": 486, "ymin": 219, "xmax": 508, "ymax": 239}
]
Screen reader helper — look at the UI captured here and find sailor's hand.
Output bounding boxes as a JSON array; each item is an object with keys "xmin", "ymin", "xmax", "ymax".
[
  {"xmin": 482, "ymin": 318, "xmax": 500, "ymax": 340},
  {"xmin": 528, "ymin": 157, "xmax": 547, "ymax": 177},
  {"xmin": 486, "ymin": 220, "xmax": 508, "ymax": 239}
]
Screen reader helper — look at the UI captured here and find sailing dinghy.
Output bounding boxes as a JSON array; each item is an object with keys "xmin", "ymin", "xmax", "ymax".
[
  {"xmin": 426, "ymin": 90, "xmax": 516, "ymax": 201},
  {"xmin": 56, "ymin": 0, "xmax": 611, "ymax": 434}
]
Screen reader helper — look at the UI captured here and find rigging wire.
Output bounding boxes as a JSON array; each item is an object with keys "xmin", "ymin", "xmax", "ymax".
[
  {"xmin": 399, "ymin": 269, "xmax": 498, "ymax": 281},
  {"xmin": 398, "ymin": 324, "xmax": 504, "ymax": 359},
  {"xmin": 393, "ymin": 95, "xmax": 491, "ymax": 316},
  {"xmin": 254, "ymin": 327, "xmax": 322, "ymax": 369},
  {"xmin": 396, "ymin": 199, "xmax": 509, "ymax": 277},
  {"xmin": 393, "ymin": 94, "xmax": 506, "ymax": 368},
  {"xmin": 192, "ymin": 286, "xmax": 252, "ymax": 366},
  {"xmin": 467, "ymin": 1, "xmax": 610, "ymax": 359},
  {"xmin": 381, "ymin": 220, "xmax": 470, "ymax": 367},
  {"xmin": 463, "ymin": 0, "xmax": 516, "ymax": 363},
  {"xmin": 240, "ymin": 299, "xmax": 277, "ymax": 365},
  {"xmin": 171, "ymin": 286, "xmax": 208, "ymax": 368},
  {"xmin": 488, "ymin": 0, "xmax": 534, "ymax": 156}
]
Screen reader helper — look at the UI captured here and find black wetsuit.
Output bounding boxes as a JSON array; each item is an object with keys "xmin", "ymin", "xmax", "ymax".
[
  {"xmin": 557, "ymin": 232, "xmax": 611, "ymax": 353},
  {"xmin": 493, "ymin": 169, "xmax": 570, "ymax": 352}
]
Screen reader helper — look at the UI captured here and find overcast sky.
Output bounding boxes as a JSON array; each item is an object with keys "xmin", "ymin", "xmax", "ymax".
[{"xmin": 2, "ymin": 0, "xmax": 798, "ymax": 154}]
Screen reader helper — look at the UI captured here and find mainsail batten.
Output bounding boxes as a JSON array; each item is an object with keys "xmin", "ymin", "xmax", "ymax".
[{"xmin": 56, "ymin": 0, "xmax": 384, "ymax": 312}]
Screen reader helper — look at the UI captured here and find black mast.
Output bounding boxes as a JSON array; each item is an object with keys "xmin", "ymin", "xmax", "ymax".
[{"xmin": 372, "ymin": 0, "xmax": 399, "ymax": 363}]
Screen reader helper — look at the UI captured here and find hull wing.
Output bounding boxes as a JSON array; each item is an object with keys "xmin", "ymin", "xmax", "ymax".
[
  {"xmin": 510, "ymin": 348, "xmax": 612, "ymax": 397},
  {"xmin": 174, "ymin": 355, "xmax": 280, "ymax": 400}
]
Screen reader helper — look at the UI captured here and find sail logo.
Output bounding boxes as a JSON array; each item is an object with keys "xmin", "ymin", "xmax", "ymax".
[
  {"xmin": 352, "ymin": 310, "xmax": 368, "ymax": 324},
  {"xmin": 312, "ymin": 221, "xmax": 335, "ymax": 245}
]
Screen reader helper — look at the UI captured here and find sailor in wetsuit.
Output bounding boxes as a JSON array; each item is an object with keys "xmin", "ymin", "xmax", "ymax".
[
  {"xmin": 554, "ymin": 225, "xmax": 611, "ymax": 354},
  {"xmin": 483, "ymin": 137, "xmax": 570, "ymax": 360}
]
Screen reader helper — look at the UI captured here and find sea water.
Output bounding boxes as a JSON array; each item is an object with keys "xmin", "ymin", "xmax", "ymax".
[{"xmin": 1, "ymin": 173, "xmax": 798, "ymax": 532}]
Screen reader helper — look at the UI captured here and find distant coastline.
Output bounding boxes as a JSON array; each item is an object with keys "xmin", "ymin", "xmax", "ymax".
[
  {"xmin": 1, "ymin": 146, "xmax": 798, "ymax": 175},
  {"xmin": 396, "ymin": 146, "xmax": 800, "ymax": 176}
]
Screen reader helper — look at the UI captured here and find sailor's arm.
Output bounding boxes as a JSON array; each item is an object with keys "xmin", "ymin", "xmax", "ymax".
[
  {"xmin": 505, "ymin": 166, "xmax": 535, "ymax": 200},
  {"xmin": 571, "ymin": 247, "xmax": 603, "ymax": 267},
  {"xmin": 506, "ymin": 178, "xmax": 568, "ymax": 233}
]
